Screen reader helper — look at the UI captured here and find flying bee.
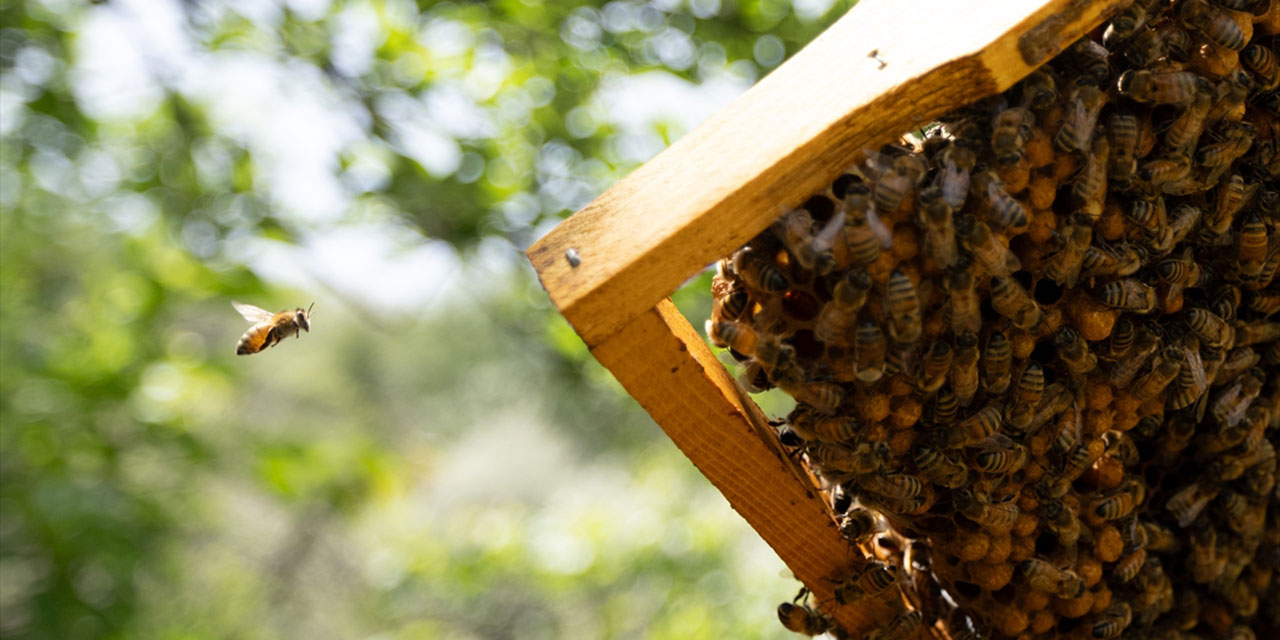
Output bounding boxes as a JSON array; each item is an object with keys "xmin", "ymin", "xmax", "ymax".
[
  {"xmin": 777, "ymin": 600, "xmax": 832, "ymax": 636},
  {"xmin": 232, "ymin": 301, "xmax": 313, "ymax": 356},
  {"xmin": 982, "ymin": 332, "xmax": 1012, "ymax": 395},
  {"xmin": 1242, "ymin": 44, "xmax": 1279, "ymax": 92},
  {"xmin": 955, "ymin": 214, "xmax": 1020, "ymax": 277},
  {"xmin": 912, "ymin": 444, "xmax": 970, "ymax": 489},
  {"xmin": 854, "ymin": 321, "xmax": 886, "ymax": 384},
  {"xmin": 1164, "ymin": 90, "xmax": 1211, "ymax": 157},
  {"xmin": 1072, "ymin": 133, "xmax": 1109, "ymax": 220},
  {"xmin": 1175, "ymin": 0, "xmax": 1248, "ymax": 50},
  {"xmin": 1091, "ymin": 602, "xmax": 1132, "ymax": 639},
  {"xmin": 937, "ymin": 403, "xmax": 1001, "ymax": 449},
  {"xmin": 991, "ymin": 106, "xmax": 1035, "ymax": 167},
  {"xmin": 1117, "ymin": 69, "xmax": 1211, "ymax": 105},
  {"xmin": 915, "ymin": 339, "xmax": 953, "ymax": 394},
  {"xmin": 871, "ymin": 152, "xmax": 926, "ymax": 215},
  {"xmin": 1109, "ymin": 325, "xmax": 1160, "ymax": 388},
  {"xmin": 833, "ymin": 560, "xmax": 898, "ymax": 604},
  {"xmin": 732, "ymin": 246, "xmax": 789, "ymax": 292},
  {"xmin": 1097, "ymin": 278, "xmax": 1158, "ymax": 313},
  {"xmin": 842, "ymin": 180, "xmax": 882, "ymax": 267},
  {"xmin": 814, "ymin": 269, "xmax": 872, "ymax": 346},
  {"xmin": 885, "ymin": 269, "xmax": 922, "ymax": 345},
  {"xmin": 917, "ymin": 186, "xmax": 958, "ymax": 269},
  {"xmin": 970, "ymin": 169, "xmax": 1028, "ymax": 230},
  {"xmin": 1020, "ymin": 558, "xmax": 1086, "ymax": 598},
  {"xmin": 950, "ymin": 332, "xmax": 980, "ymax": 407},
  {"xmin": 1043, "ymin": 214, "xmax": 1093, "ymax": 287},
  {"xmin": 947, "ymin": 261, "xmax": 982, "ymax": 336},
  {"xmin": 968, "ymin": 433, "xmax": 1028, "ymax": 474},
  {"xmin": 1130, "ymin": 347, "xmax": 1183, "ymax": 403},
  {"xmin": 1056, "ymin": 326, "xmax": 1097, "ymax": 379},
  {"xmin": 991, "ymin": 275, "xmax": 1044, "ymax": 331},
  {"xmin": 953, "ymin": 489, "xmax": 1020, "ymax": 529},
  {"xmin": 937, "ymin": 141, "xmax": 976, "ymax": 209},
  {"xmin": 1055, "ymin": 83, "xmax": 1106, "ymax": 153}
]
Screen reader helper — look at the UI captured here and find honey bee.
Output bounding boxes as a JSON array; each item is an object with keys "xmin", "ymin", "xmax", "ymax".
[
  {"xmin": 953, "ymin": 489, "xmax": 1020, "ymax": 529},
  {"xmin": 1117, "ymin": 69, "xmax": 1211, "ymax": 106},
  {"xmin": 991, "ymin": 107, "xmax": 1035, "ymax": 167},
  {"xmin": 1175, "ymin": 0, "xmax": 1248, "ymax": 50},
  {"xmin": 873, "ymin": 153, "xmax": 927, "ymax": 215},
  {"xmin": 842, "ymin": 179, "xmax": 882, "ymax": 267},
  {"xmin": 1242, "ymin": 44, "xmax": 1279, "ymax": 92},
  {"xmin": 814, "ymin": 269, "xmax": 872, "ymax": 346},
  {"xmin": 1082, "ymin": 242, "xmax": 1147, "ymax": 279},
  {"xmin": 1056, "ymin": 326, "xmax": 1098, "ymax": 379},
  {"xmin": 950, "ymin": 332, "xmax": 980, "ymax": 407},
  {"xmin": 1072, "ymin": 133, "xmax": 1109, "ymax": 220},
  {"xmin": 937, "ymin": 141, "xmax": 976, "ymax": 209},
  {"xmin": 1127, "ymin": 195, "xmax": 1166, "ymax": 236},
  {"xmin": 1020, "ymin": 558, "xmax": 1086, "ymax": 598},
  {"xmin": 968, "ymin": 433, "xmax": 1028, "ymax": 474},
  {"xmin": 1102, "ymin": 316, "xmax": 1135, "ymax": 363},
  {"xmin": 912, "ymin": 444, "xmax": 970, "ymax": 489},
  {"xmin": 885, "ymin": 269, "xmax": 922, "ymax": 345},
  {"xmin": 982, "ymin": 332, "xmax": 1012, "ymax": 395},
  {"xmin": 737, "ymin": 361, "xmax": 773, "ymax": 393},
  {"xmin": 1138, "ymin": 153, "xmax": 1193, "ymax": 193},
  {"xmin": 991, "ymin": 275, "xmax": 1045, "ymax": 331},
  {"xmin": 869, "ymin": 609, "xmax": 921, "ymax": 640},
  {"xmin": 1097, "ymin": 278, "xmax": 1158, "ymax": 313},
  {"xmin": 1167, "ymin": 343, "xmax": 1209, "ymax": 411},
  {"xmin": 1030, "ymin": 381, "xmax": 1076, "ymax": 435},
  {"xmin": 1109, "ymin": 324, "xmax": 1160, "ymax": 388},
  {"xmin": 775, "ymin": 208, "xmax": 816, "ymax": 265},
  {"xmin": 808, "ymin": 441, "xmax": 891, "ymax": 480},
  {"xmin": 1207, "ymin": 69, "xmax": 1254, "ymax": 124},
  {"xmin": 1108, "ymin": 112, "xmax": 1140, "ymax": 186},
  {"xmin": 918, "ymin": 186, "xmax": 958, "ymax": 269},
  {"xmin": 1162, "ymin": 202, "xmax": 1203, "ymax": 252},
  {"xmin": 1237, "ymin": 213, "xmax": 1268, "ymax": 283},
  {"xmin": 1143, "ymin": 521, "xmax": 1181, "ymax": 554},
  {"xmin": 839, "ymin": 506, "xmax": 878, "ymax": 546},
  {"xmin": 1020, "ymin": 68, "xmax": 1058, "ymax": 110},
  {"xmin": 714, "ymin": 282, "xmax": 751, "ymax": 323},
  {"xmin": 1039, "ymin": 498, "xmax": 1084, "ymax": 557},
  {"xmin": 1059, "ymin": 36, "xmax": 1111, "ymax": 86},
  {"xmin": 937, "ymin": 403, "xmax": 1001, "ymax": 449},
  {"xmin": 855, "ymin": 321, "xmax": 887, "ymax": 384},
  {"xmin": 780, "ymin": 377, "xmax": 846, "ymax": 415},
  {"xmin": 1185, "ymin": 308, "xmax": 1235, "ymax": 350},
  {"xmin": 232, "ymin": 301, "xmax": 313, "ymax": 356},
  {"xmin": 1217, "ymin": 347, "xmax": 1260, "ymax": 383},
  {"xmin": 1060, "ymin": 436, "xmax": 1106, "ymax": 486},
  {"xmin": 955, "ymin": 214, "xmax": 1021, "ymax": 277},
  {"xmin": 946, "ymin": 263, "xmax": 982, "ymax": 336},
  {"xmin": 1248, "ymin": 290, "xmax": 1280, "ymax": 316},
  {"xmin": 1055, "ymin": 83, "xmax": 1106, "ymax": 153},
  {"xmin": 777, "ymin": 600, "xmax": 832, "ymax": 636},
  {"xmin": 916, "ymin": 339, "xmax": 953, "ymax": 394},
  {"xmin": 1188, "ymin": 519, "xmax": 1227, "ymax": 583},
  {"xmin": 833, "ymin": 560, "xmax": 898, "ymax": 604},
  {"xmin": 1157, "ymin": 248, "xmax": 1203, "ymax": 308},
  {"xmin": 733, "ymin": 246, "xmax": 789, "ymax": 292},
  {"xmin": 859, "ymin": 472, "xmax": 925, "ymax": 502},
  {"xmin": 931, "ymin": 386, "xmax": 960, "ymax": 424},
  {"xmin": 970, "ymin": 169, "xmax": 1028, "ymax": 230},
  {"xmin": 1197, "ymin": 123, "xmax": 1255, "ymax": 178},
  {"xmin": 1130, "ymin": 347, "xmax": 1183, "ymax": 403},
  {"xmin": 1164, "ymin": 90, "xmax": 1211, "ymax": 157},
  {"xmin": 789, "ymin": 405, "xmax": 859, "ymax": 444},
  {"xmin": 1123, "ymin": 19, "xmax": 1193, "ymax": 68},
  {"xmin": 1091, "ymin": 486, "xmax": 1140, "ymax": 521},
  {"xmin": 1209, "ymin": 367, "xmax": 1264, "ymax": 426},
  {"xmin": 1103, "ymin": 0, "xmax": 1158, "ymax": 45},
  {"xmin": 1091, "ymin": 601, "xmax": 1132, "ymax": 639},
  {"xmin": 1235, "ymin": 320, "xmax": 1280, "ymax": 346},
  {"xmin": 707, "ymin": 319, "xmax": 759, "ymax": 355},
  {"xmin": 1043, "ymin": 214, "xmax": 1093, "ymax": 287},
  {"xmin": 1167, "ymin": 479, "xmax": 1221, "ymax": 527}
]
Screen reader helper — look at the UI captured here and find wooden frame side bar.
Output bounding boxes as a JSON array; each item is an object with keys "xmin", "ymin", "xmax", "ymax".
[
  {"xmin": 527, "ymin": 0, "xmax": 1127, "ymax": 348},
  {"xmin": 591, "ymin": 299, "xmax": 898, "ymax": 634}
]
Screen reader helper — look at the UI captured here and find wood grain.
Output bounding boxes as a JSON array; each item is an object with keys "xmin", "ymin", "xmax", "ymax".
[
  {"xmin": 591, "ymin": 299, "xmax": 902, "ymax": 634},
  {"xmin": 527, "ymin": 0, "xmax": 1128, "ymax": 349}
]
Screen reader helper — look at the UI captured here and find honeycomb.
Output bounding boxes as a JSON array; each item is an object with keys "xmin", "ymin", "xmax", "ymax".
[{"xmin": 707, "ymin": 1, "xmax": 1280, "ymax": 638}]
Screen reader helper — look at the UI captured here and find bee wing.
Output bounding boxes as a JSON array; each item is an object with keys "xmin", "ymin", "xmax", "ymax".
[
  {"xmin": 866, "ymin": 205, "xmax": 894, "ymax": 249},
  {"xmin": 232, "ymin": 301, "xmax": 274, "ymax": 325},
  {"xmin": 970, "ymin": 432, "xmax": 1017, "ymax": 451},
  {"xmin": 1186, "ymin": 346, "xmax": 1208, "ymax": 393}
]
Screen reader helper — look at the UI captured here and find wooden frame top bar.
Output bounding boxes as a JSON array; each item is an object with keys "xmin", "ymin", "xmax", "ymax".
[{"xmin": 527, "ymin": 0, "xmax": 1127, "ymax": 348}]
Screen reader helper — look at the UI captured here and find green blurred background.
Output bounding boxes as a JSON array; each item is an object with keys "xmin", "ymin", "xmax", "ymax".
[{"xmin": 0, "ymin": 1, "xmax": 854, "ymax": 638}]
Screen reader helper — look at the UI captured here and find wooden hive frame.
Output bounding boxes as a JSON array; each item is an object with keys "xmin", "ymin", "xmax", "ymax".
[{"xmin": 526, "ymin": 0, "xmax": 1131, "ymax": 633}]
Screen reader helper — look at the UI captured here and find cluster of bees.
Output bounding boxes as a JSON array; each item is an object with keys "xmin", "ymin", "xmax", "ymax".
[{"xmin": 707, "ymin": 1, "xmax": 1280, "ymax": 638}]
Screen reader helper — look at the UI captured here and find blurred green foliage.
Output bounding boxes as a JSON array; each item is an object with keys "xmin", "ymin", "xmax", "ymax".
[{"xmin": 1, "ymin": 0, "xmax": 850, "ymax": 638}]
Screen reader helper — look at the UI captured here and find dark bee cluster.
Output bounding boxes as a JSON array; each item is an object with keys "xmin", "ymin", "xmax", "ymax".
[{"xmin": 709, "ymin": 1, "xmax": 1280, "ymax": 638}]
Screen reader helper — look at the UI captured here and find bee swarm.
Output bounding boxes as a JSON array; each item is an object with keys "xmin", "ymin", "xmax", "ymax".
[{"xmin": 709, "ymin": 1, "xmax": 1280, "ymax": 638}]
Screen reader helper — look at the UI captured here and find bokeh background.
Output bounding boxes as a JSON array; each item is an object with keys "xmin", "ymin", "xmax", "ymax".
[{"xmin": 0, "ymin": 1, "xmax": 858, "ymax": 638}]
